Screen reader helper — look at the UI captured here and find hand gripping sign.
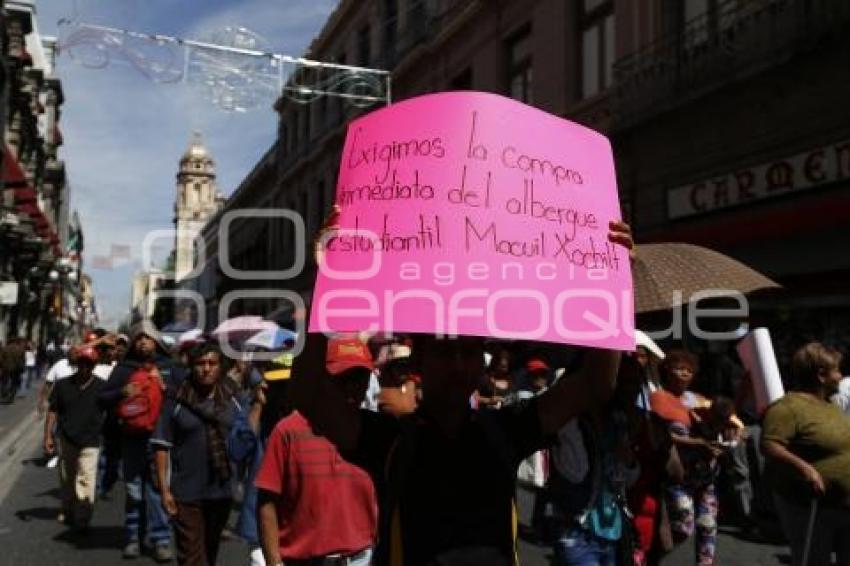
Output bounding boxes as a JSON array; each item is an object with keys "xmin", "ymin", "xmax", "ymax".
[{"xmin": 309, "ymin": 92, "xmax": 635, "ymax": 350}]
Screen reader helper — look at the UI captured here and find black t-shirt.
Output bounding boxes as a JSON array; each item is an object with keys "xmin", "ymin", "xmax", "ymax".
[
  {"xmin": 358, "ymin": 399, "xmax": 546, "ymax": 566},
  {"xmin": 49, "ymin": 373, "xmax": 106, "ymax": 448}
]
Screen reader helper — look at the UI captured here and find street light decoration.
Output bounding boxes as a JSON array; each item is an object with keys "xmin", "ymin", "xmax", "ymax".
[{"xmin": 58, "ymin": 21, "xmax": 391, "ymax": 112}]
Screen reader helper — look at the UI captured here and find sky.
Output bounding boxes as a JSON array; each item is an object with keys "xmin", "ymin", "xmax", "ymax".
[{"xmin": 36, "ymin": 0, "xmax": 338, "ymax": 329}]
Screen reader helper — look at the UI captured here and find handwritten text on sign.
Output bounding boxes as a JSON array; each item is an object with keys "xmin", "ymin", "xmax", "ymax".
[{"xmin": 309, "ymin": 92, "xmax": 634, "ymax": 350}]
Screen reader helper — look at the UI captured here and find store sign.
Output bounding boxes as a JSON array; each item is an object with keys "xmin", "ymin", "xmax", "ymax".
[
  {"xmin": 667, "ymin": 140, "xmax": 850, "ymax": 219},
  {"xmin": 0, "ymin": 282, "xmax": 19, "ymax": 305}
]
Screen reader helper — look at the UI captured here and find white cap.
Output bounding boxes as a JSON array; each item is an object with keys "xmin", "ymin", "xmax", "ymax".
[
  {"xmin": 635, "ymin": 330, "xmax": 665, "ymax": 360},
  {"xmin": 376, "ymin": 343, "xmax": 412, "ymax": 367}
]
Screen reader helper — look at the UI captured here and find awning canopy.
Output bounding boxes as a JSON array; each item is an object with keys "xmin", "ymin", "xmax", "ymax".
[{"xmin": 2, "ymin": 144, "xmax": 60, "ymax": 256}]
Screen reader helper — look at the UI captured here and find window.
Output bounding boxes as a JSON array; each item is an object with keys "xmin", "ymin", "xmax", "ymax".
[
  {"xmin": 358, "ymin": 25, "xmax": 371, "ymax": 66},
  {"xmin": 674, "ymin": 0, "xmax": 738, "ymax": 50},
  {"xmin": 193, "ymin": 182, "xmax": 202, "ymax": 203},
  {"xmin": 506, "ymin": 26, "xmax": 532, "ymax": 103},
  {"xmin": 580, "ymin": 0, "xmax": 615, "ymax": 99}
]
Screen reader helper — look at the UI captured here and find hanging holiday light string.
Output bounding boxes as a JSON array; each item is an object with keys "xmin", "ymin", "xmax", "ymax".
[{"xmin": 57, "ymin": 20, "xmax": 392, "ymax": 112}]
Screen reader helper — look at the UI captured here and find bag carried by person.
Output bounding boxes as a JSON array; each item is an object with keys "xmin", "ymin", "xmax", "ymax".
[{"xmin": 117, "ymin": 367, "xmax": 163, "ymax": 433}]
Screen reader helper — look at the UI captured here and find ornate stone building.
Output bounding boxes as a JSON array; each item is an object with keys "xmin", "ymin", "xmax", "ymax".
[
  {"xmin": 0, "ymin": 0, "xmax": 78, "ymax": 344},
  {"xmin": 172, "ymin": 132, "xmax": 224, "ymax": 282}
]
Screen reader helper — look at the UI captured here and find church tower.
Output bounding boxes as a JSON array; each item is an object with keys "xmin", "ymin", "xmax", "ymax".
[{"xmin": 173, "ymin": 132, "xmax": 224, "ymax": 281}]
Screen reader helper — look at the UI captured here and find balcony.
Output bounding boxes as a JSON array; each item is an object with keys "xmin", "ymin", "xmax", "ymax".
[{"xmin": 612, "ymin": 0, "xmax": 850, "ymax": 129}]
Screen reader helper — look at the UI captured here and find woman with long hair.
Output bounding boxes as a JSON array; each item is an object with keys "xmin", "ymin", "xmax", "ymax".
[{"xmin": 152, "ymin": 343, "xmax": 262, "ymax": 566}]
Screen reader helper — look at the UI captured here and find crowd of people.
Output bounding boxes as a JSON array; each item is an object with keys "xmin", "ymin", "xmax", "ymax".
[
  {"xmin": 28, "ymin": 321, "xmax": 850, "ymax": 566},
  {"xmin": 4, "ymin": 216, "xmax": 850, "ymax": 566}
]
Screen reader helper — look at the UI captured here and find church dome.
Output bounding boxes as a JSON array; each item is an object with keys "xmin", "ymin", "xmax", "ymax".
[{"xmin": 181, "ymin": 131, "xmax": 212, "ymax": 163}]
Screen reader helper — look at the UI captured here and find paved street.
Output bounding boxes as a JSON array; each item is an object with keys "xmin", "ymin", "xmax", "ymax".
[{"xmin": 0, "ymin": 390, "xmax": 789, "ymax": 566}]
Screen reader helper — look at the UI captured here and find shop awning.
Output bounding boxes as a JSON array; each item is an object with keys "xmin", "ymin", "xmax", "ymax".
[{"xmin": 3, "ymin": 144, "xmax": 60, "ymax": 256}]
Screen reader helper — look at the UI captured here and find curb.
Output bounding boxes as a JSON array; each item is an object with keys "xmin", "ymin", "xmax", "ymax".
[
  {"xmin": 0, "ymin": 408, "xmax": 41, "ymax": 504},
  {"xmin": 0, "ymin": 408, "xmax": 39, "ymax": 462}
]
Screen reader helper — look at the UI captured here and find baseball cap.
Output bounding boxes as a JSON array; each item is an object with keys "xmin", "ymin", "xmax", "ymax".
[
  {"xmin": 75, "ymin": 346, "xmax": 99, "ymax": 364},
  {"xmin": 326, "ymin": 337, "xmax": 374, "ymax": 376},
  {"xmin": 526, "ymin": 358, "xmax": 549, "ymax": 373}
]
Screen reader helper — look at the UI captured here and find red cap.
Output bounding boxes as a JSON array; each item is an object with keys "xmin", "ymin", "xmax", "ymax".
[
  {"xmin": 326, "ymin": 337, "xmax": 374, "ymax": 376},
  {"xmin": 75, "ymin": 346, "xmax": 99, "ymax": 364},
  {"xmin": 526, "ymin": 358, "xmax": 549, "ymax": 373}
]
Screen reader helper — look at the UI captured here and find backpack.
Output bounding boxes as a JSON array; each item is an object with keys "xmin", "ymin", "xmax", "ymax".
[
  {"xmin": 117, "ymin": 367, "xmax": 163, "ymax": 434},
  {"xmin": 547, "ymin": 416, "xmax": 601, "ymax": 522}
]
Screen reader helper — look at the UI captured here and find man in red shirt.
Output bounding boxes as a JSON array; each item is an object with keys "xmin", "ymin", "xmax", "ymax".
[{"xmin": 256, "ymin": 336, "xmax": 377, "ymax": 566}]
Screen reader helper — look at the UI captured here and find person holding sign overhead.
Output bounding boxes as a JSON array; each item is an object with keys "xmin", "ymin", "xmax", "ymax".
[{"xmin": 282, "ymin": 205, "xmax": 635, "ymax": 566}]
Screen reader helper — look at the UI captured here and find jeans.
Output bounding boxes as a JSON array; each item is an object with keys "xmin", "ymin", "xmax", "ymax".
[
  {"xmin": 21, "ymin": 366, "xmax": 37, "ymax": 392},
  {"xmin": 728, "ymin": 424, "xmax": 771, "ymax": 521},
  {"xmin": 552, "ymin": 526, "xmax": 618, "ymax": 566},
  {"xmin": 285, "ymin": 547, "xmax": 372, "ymax": 566},
  {"xmin": 96, "ymin": 417, "xmax": 121, "ymax": 497},
  {"xmin": 122, "ymin": 434, "xmax": 171, "ymax": 545},
  {"xmin": 774, "ymin": 493, "xmax": 850, "ymax": 566}
]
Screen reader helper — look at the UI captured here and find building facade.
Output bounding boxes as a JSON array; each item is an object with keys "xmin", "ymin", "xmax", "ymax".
[
  {"xmin": 0, "ymin": 0, "xmax": 82, "ymax": 345},
  {"xmin": 190, "ymin": 0, "xmax": 850, "ymax": 365},
  {"xmin": 611, "ymin": 0, "xmax": 850, "ymax": 366}
]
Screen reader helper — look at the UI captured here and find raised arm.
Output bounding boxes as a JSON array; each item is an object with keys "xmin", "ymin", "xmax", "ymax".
[
  {"xmin": 537, "ymin": 348, "xmax": 621, "ymax": 435},
  {"xmin": 537, "ymin": 219, "xmax": 634, "ymax": 434}
]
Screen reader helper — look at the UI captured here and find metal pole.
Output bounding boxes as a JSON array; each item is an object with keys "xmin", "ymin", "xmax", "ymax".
[{"xmin": 801, "ymin": 498, "xmax": 818, "ymax": 566}]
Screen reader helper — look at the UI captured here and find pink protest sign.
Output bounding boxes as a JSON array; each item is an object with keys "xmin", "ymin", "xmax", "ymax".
[{"xmin": 309, "ymin": 91, "xmax": 634, "ymax": 350}]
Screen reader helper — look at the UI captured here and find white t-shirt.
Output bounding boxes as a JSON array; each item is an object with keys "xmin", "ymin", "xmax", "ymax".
[
  {"xmin": 93, "ymin": 362, "xmax": 116, "ymax": 381},
  {"xmin": 25, "ymin": 350, "xmax": 36, "ymax": 367},
  {"xmin": 45, "ymin": 359, "xmax": 75, "ymax": 383},
  {"xmin": 45, "ymin": 359, "xmax": 114, "ymax": 382}
]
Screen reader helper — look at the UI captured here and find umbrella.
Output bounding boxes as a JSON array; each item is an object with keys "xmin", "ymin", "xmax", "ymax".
[
  {"xmin": 633, "ymin": 242, "xmax": 780, "ymax": 314},
  {"xmin": 212, "ymin": 316, "xmax": 278, "ymax": 336},
  {"xmin": 161, "ymin": 320, "xmax": 195, "ymax": 333},
  {"xmin": 245, "ymin": 327, "xmax": 297, "ymax": 351},
  {"xmin": 177, "ymin": 329, "xmax": 205, "ymax": 349}
]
